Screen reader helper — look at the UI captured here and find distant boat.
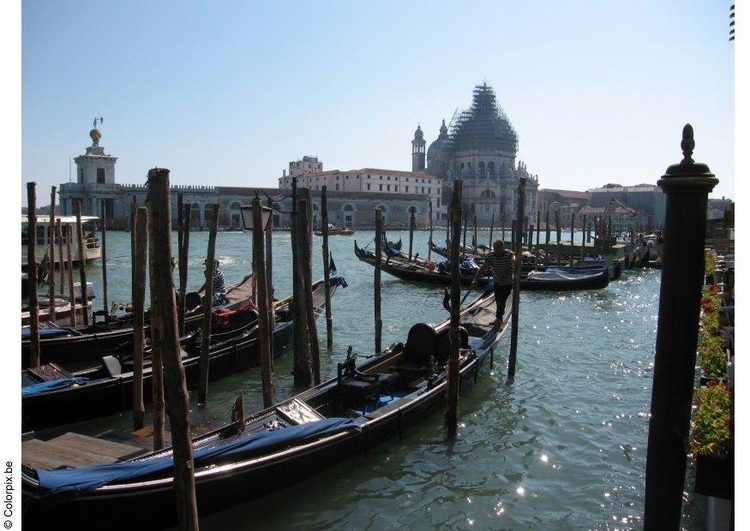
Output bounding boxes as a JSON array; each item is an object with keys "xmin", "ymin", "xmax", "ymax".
[
  {"xmin": 22, "ymin": 215, "xmax": 101, "ymax": 271},
  {"xmin": 314, "ymin": 224, "xmax": 355, "ymax": 236}
]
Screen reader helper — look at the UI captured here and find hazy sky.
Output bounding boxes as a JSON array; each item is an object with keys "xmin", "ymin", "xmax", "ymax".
[{"xmin": 17, "ymin": 1, "xmax": 737, "ymax": 206}]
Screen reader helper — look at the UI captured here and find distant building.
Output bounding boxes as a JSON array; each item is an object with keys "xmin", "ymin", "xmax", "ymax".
[
  {"xmin": 420, "ymin": 83, "xmax": 540, "ymax": 226},
  {"xmin": 587, "ymin": 183, "xmax": 667, "ymax": 229},
  {"xmin": 278, "ymin": 157, "xmax": 443, "ymax": 225}
]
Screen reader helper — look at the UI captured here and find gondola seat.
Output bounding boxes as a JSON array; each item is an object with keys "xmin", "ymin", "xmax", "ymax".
[
  {"xmin": 388, "ymin": 323, "xmax": 438, "ymax": 386},
  {"xmin": 435, "ymin": 326, "xmax": 469, "ymax": 365}
]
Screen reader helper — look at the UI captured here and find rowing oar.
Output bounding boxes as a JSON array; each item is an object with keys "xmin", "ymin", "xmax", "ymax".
[
  {"xmin": 460, "ymin": 287, "xmax": 474, "ymax": 306},
  {"xmin": 443, "ymin": 286, "xmax": 476, "ymax": 313}
]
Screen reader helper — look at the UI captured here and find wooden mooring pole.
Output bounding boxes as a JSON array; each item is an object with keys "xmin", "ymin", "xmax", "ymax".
[
  {"xmin": 643, "ymin": 125, "xmax": 718, "ymax": 529},
  {"xmin": 252, "ymin": 197, "xmax": 275, "ymax": 406},
  {"xmin": 299, "ymin": 189, "xmax": 321, "ymax": 385},
  {"xmin": 146, "ymin": 167, "xmax": 199, "ymax": 529},
  {"xmin": 100, "ymin": 199, "xmax": 108, "ymax": 315},
  {"xmin": 132, "ymin": 207, "xmax": 148, "ymax": 431},
  {"xmin": 445, "ymin": 179, "xmax": 462, "ymax": 439},
  {"xmin": 508, "ymin": 178, "xmax": 526, "ymax": 383},
  {"xmin": 321, "ymin": 186, "xmax": 333, "ymax": 349},
  {"xmin": 74, "ymin": 200, "xmax": 89, "ymax": 326},
  {"xmin": 26, "ymin": 183, "xmax": 40, "ymax": 367},
  {"xmin": 65, "ymin": 225, "xmax": 75, "ymax": 328},
  {"xmin": 48, "ymin": 187, "xmax": 57, "ymax": 323},
  {"xmin": 409, "ymin": 208, "xmax": 416, "ymax": 261},
  {"xmin": 199, "ymin": 204, "xmax": 219, "ymax": 404},
  {"xmin": 374, "ymin": 209, "xmax": 383, "ymax": 355}
]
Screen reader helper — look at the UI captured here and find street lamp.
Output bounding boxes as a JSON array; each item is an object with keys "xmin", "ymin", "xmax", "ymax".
[{"xmin": 239, "ymin": 204, "xmax": 273, "ymax": 231}]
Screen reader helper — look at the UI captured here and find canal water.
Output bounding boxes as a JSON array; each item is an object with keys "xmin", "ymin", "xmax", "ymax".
[{"xmin": 48, "ymin": 229, "xmax": 709, "ymax": 529}]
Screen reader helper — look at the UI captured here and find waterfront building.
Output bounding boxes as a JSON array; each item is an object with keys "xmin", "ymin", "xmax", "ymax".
[
  {"xmin": 587, "ymin": 183, "xmax": 667, "ymax": 228},
  {"xmin": 420, "ymin": 83, "xmax": 540, "ymax": 227},
  {"xmin": 278, "ymin": 157, "xmax": 443, "ymax": 226}
]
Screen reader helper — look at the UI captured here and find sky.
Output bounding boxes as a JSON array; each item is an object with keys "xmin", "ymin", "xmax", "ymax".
[{"xmin": 14, "ymin": 0, "xmax": 738, "ymax": 209}]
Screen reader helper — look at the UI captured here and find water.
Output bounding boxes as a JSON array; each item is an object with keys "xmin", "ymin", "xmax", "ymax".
[{"xmin": 51, "ymin": 229, "xmax": 709, "ymax": 530}]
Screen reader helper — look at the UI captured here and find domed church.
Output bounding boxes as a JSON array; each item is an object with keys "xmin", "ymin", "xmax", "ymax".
[{"xmin": 412, "ymin": 83, "xmax": 539, "ymax": 228}]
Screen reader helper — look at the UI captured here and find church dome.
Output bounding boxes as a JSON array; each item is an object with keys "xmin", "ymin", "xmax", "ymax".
[
  {"xmin": 413, "ymin": 125, "xmax": 424, "ymax": 140},
  {"xmin": 451, "ymin": 83, "xmax": 518, "ymax": 153}
]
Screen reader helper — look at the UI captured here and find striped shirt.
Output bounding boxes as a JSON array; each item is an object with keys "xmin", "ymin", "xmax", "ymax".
[{"xmin": 483, "ymin": 249, "xmax": 514, "ymax": 286}]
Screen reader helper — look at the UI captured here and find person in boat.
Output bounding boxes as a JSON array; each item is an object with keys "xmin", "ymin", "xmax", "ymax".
[
  {"xmin": 471, "ymin": 239, "xmax": 515, "ymax": 325},
  {"xmin": 200, "ymin": 259, "xmax": 227, "ymax": 305}
]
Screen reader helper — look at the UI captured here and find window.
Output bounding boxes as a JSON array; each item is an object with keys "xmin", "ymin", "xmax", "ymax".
[
  {"xmin": 379, "ymin": 184, "xmax": 383, "ymax": 191},
  {"xmin": 367, "ymin": 184, "xmax": 371, "ymax": 191},
  {"xmin": 96, "ymin": 168, "xmax": 106, "ymax": 183},
  {"xmin": 335, "ymin": 184, "xmax": 339, "ymax": 191},
  {"xmin": 405, "ymin": 186, "xmax": 409, "ymax": 193},
  {"xmin": 387, "ymin": 185, "xmax": 391, "ymax": 191},
  {"xmin": 395, "ymin": 186, "xmax": 398, "ymax": 192}
]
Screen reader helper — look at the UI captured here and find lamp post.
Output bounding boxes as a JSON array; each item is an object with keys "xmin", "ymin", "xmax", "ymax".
[{"xmin": 240, "ymin": 200, "xmax": 274, "ymax": 407}]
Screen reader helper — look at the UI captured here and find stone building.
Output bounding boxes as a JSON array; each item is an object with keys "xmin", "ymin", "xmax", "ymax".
[
  {"xmin": 278, "ymin": 157, "xmax": 442, "ymax": 226},
  {"xmin": 418, "ymin": 83, "xmax": 540, "ymax": 227}
]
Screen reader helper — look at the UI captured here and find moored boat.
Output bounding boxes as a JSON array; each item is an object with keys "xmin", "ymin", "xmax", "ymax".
[
  {"xmin": 22, "ymin": 215, "xmax": 101, "ymax": 271},
  {"xmin": 21, "ymin": 288, "xmax": 508, "ymax": 530}
]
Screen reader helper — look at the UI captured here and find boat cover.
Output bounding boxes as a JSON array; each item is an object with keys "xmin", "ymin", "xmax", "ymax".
[
  {"xmin": 22, "ymin": 377, "xmax": 90, "ymax": 396},
  {"xmin": 34, "ymin": 417, "xmax": 361, "ymax": 499}
]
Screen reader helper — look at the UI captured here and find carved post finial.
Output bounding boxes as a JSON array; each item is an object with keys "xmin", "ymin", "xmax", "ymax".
[{"xmin": 680, "ymin": 124, "xmax": 695, "ymax": 164}]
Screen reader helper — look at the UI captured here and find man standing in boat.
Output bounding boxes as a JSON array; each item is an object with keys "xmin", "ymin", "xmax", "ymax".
[
  {"xmin": 200, "ymin": 259, "xmax": 227, "ymax": 305},
  {"xmin": 472, "ymin": 239, "xmax": 515, "ymax": 325}
]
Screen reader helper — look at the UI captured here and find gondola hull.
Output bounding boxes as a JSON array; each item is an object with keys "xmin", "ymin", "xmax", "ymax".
[{"xmin": 22, "ymin": 291, "xmax": 507, "ymax": 530}]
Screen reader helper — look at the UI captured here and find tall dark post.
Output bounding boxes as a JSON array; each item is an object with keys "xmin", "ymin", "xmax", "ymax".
[
  {"xmin": 132, "ymin": 207, "xmax": 148, "ymax": 430},
  {"xmin": 508, "ymin": 178, "xmax": 526, "ymax": 383},
  {"xmin": 48, "ymin": 187, "xmax": 57, "ymax": 322},
  {"xmin": 101, "ymin": 199, "xmax": 108, "ymax": 313},
  {"xmin": 536, "ymin": 211, "xmax": 541, "ymax": 247},
  {"xmin": 253, "ymin": 198, "xmax": 275, "ymax": 406},
  {"xmin": 321, "ymin": 186, "xmax": 333, "ymax": 349},
  {"xmin": 428, "ymin": 200, "xmax": 434, "ymax": 261},
  {"xmin": 473, "ymin": 215, "xmax": 478, "ymax": 251},
  {"xmin": 177, "ymin": 193, "xmax": 185, "ymax": 334},
  {"xmin": 65, "ymin": 226, "xmax": 75, "ymax": 327},
  {"xmin": 74, "ymin": 200, "xmax": 89, "ymax": 325},
  {"xmin": 374, "ymin": 209, "xmax": 383, "ymax": 355},
  {"xmin": 570, "ymin": 213, "xmax": 575, "ymax": 266},
  {"xmin": 643, "ymin": 126, "xmax": 718, "ymax": 529},
  {"xmin": 299, "ymin": 190, "xmax": 321, "ymax": 385},
  {"xmin": 130, "ymin": 197, "xmax": 137, "ymax": 307},
  {"xmin": 545, "ymin": 210, "xmax": 551, "ymax": 252},
  {"xmin": 446, "ymin": 180, "xmax": 462, "ymax": 438},
  {"xmin": 555, "ymin": 209, "xmax": 561, "ymax": 244},
  {"xmin": 581, "ymin": 215, "xmax": 587, "ymax": 261},
  {"xmin": 199, "ymin": 204, "xmax": 219, "ymax": 404},
  {"xmin": 57, "ymin": 219, "xmax": 64, "ymax": 298},
  {"xmin": 408, "ymin": 208, "xmax": 415, "ymax": 261},
  {"xmin": 293, "ymin": 195, "xmax": 313, "ymax": 386},
  {"xmin": 488, "ymin": 212, "xmax": 495, "ymax": 247},
  {"xmin": 26, "ymin": 183, "xmax": 40, "ymax": 367},
  {"xmin": 146, "ymin": 167, "xmax": 198, "ymax": 529}
]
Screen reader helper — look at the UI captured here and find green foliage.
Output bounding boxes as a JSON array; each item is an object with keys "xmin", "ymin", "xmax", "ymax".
[
  {"xmin": 704, "ymin": 249, "xmax": 717, "ymax": 276},
  {"xmin": 698, "ymin": 334, "xmax": 727, "ymax": 379},
  {"xmin": 691, "ymin": 384, "xmax": 733, "ymax": 458}
]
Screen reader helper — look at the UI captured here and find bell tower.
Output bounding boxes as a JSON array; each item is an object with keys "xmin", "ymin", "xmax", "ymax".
[{"xmin": 411, "ymin": 124, "xmax": 426, "ymax": 172}]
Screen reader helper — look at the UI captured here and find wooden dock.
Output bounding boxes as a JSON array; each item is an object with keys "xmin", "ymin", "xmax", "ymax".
[{"xmin": 22, "ymin": 431, "xmax": 152, "ymax": 471}]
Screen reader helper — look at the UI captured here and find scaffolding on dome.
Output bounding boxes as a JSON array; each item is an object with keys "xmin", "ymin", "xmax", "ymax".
[{"xmin": 448, "ymin": 84, "xmax": 519, "ymax": 153}]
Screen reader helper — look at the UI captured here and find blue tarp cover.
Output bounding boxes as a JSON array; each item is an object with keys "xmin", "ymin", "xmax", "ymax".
[
  {"xmin": 22, "ymin": 377, "xmax": 90, "ymax": 396},
  {"xmin": 35, "ymin": 417, "xmax": 361, "ymax": 499},
  {"xmin": 22, "ymin": 327, "xmax": 82, "ymax": 340}
]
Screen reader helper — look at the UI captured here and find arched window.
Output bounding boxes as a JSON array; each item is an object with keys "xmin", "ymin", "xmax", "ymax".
[
  {"xmin": 204, "ymin": 204, "xmax": 214, "ymax": 226},
  {"xmin": 488, "ymin": 162, "xmax": 496, "ymax": 176},
  {"xmin": 480, "ymin": 189, "xmax": 495, "ymax": 199},
  {"xmin": 478, "ymin": 161, "xmax": 485, "ymax": 176}
]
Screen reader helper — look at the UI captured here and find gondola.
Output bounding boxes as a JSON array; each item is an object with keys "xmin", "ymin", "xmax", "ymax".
[
  {"xmin": 355, "ymin": 240, "xmax": 484, "ymax": 287},
  {"xmin": 21, "ymin": 271, "xmax": 347, "ymax": 432},
  {"xmin": 21, "ymin": 260, "xmax": 345, "ymax": 371},
  {"xmin": 519, "ymin": 266, "xmax": 610, "ymax": 291},
  {"xmin": 21, "ymin": 273, "xmax": 259, "ymax": 371},
  {"xmin": 356, "ymin": 241, "xmax": 609, "ymax": 291},
  {"xmin": 22, "ymin": 289, "xmax": 508, "ymax": 530}
]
